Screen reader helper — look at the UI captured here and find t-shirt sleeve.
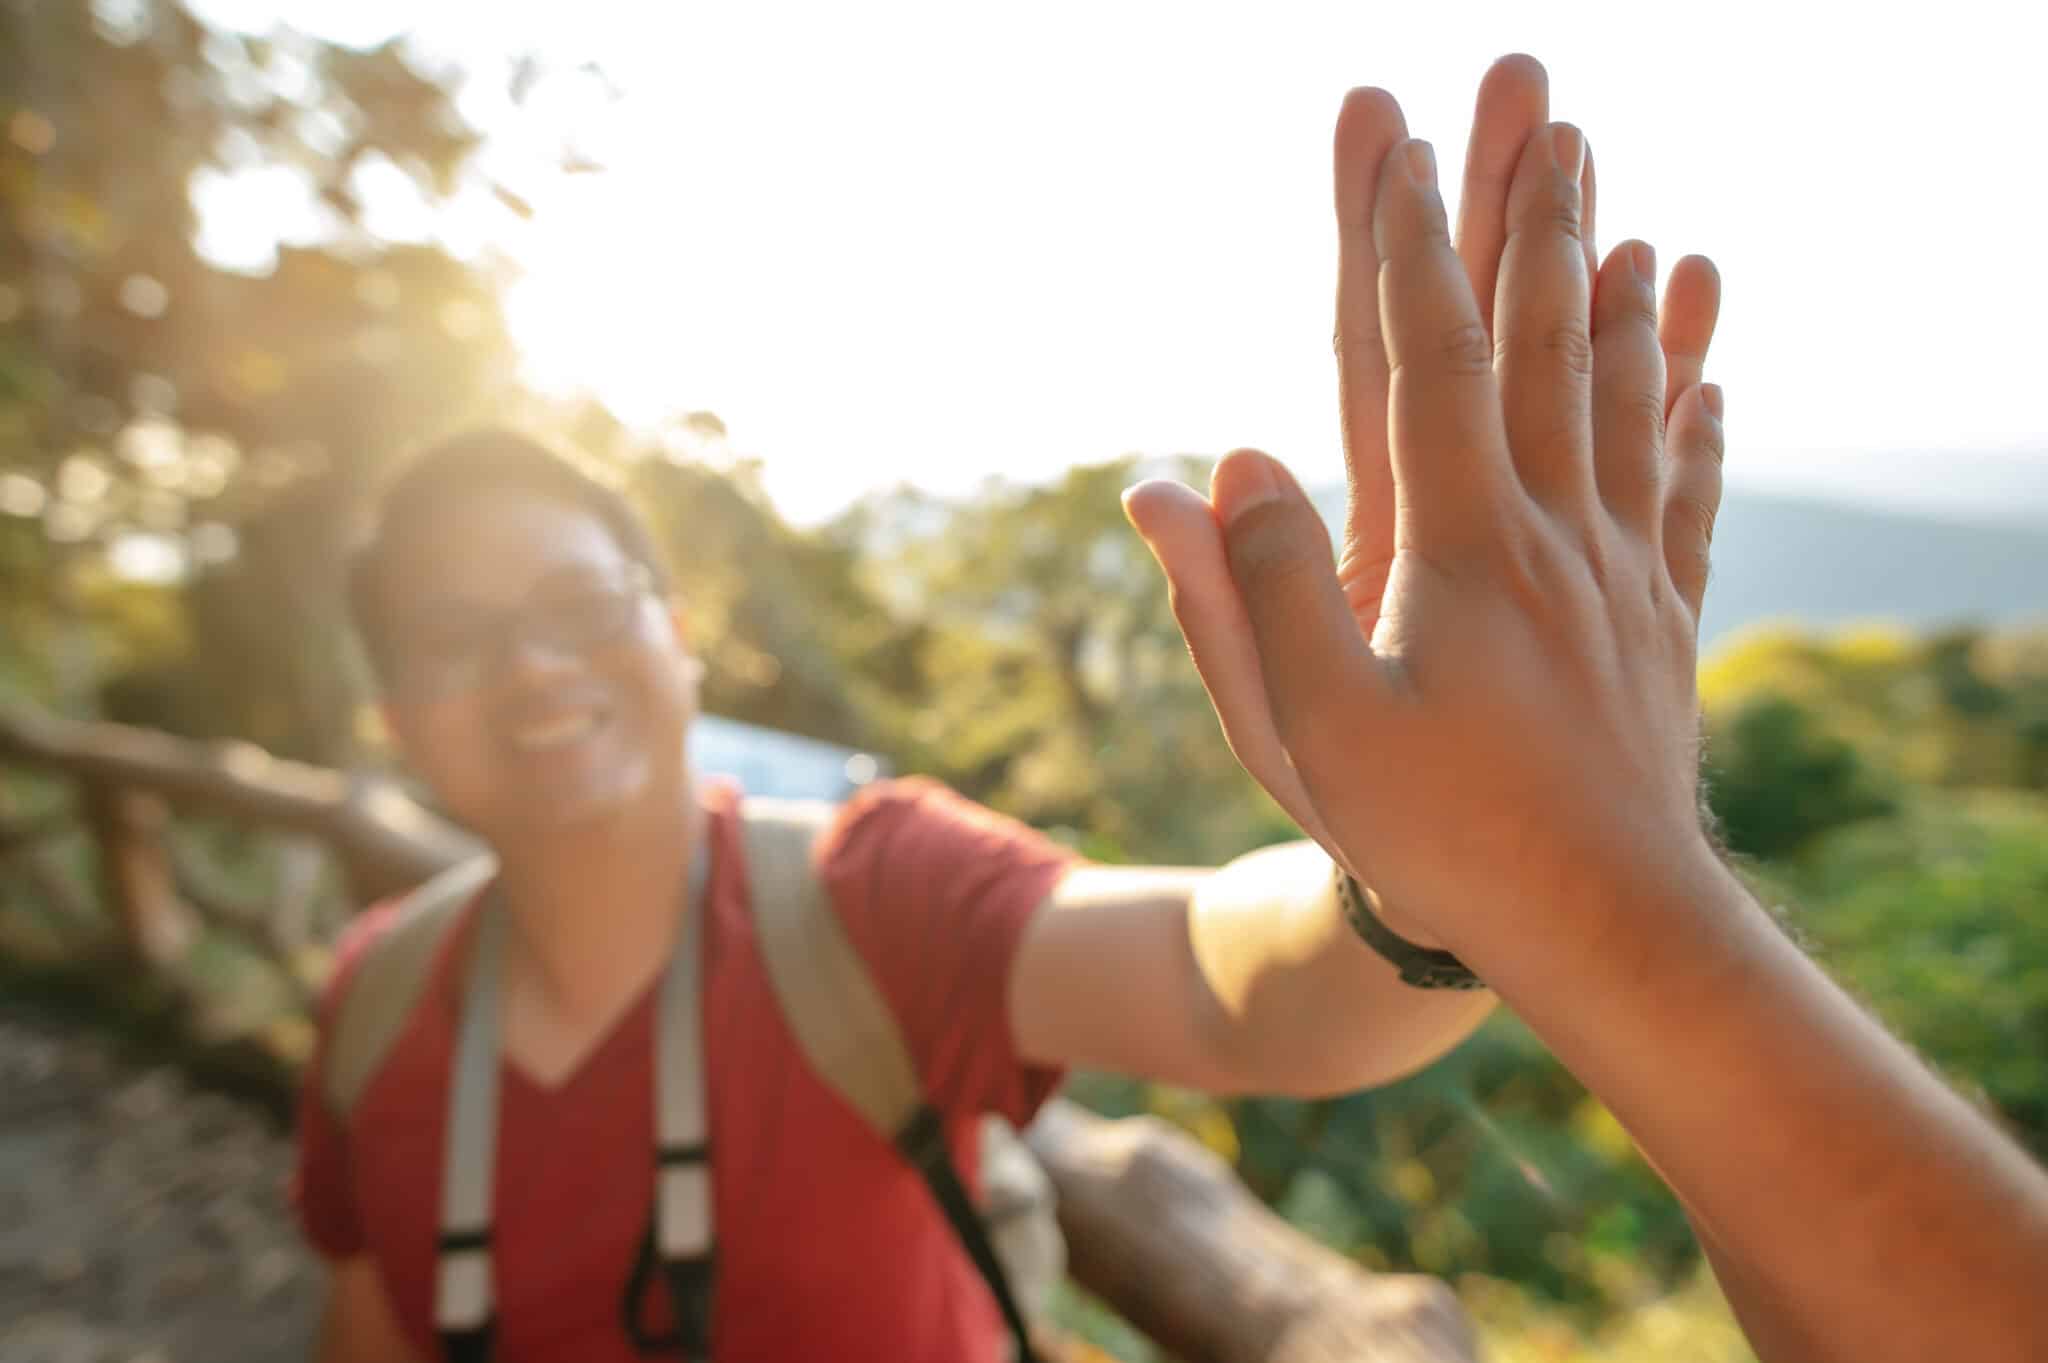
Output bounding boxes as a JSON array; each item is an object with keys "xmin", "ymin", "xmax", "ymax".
[
  {"xmin": 816, "ymin": 778, "xmax": 1075, "ymax": 1127},
  {"xmin": 290, "ymin": 902, "xmax": 400, "ymax": 1261}
]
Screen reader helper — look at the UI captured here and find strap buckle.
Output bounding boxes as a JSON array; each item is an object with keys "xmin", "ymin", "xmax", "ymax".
[
  {"xmin": 893, "ymin": 1102, "xmax": 950, "ymax": 1175},
  {"xmin": 622, "ymin": 1209, "xmax": 715, "ymax": 1357}
]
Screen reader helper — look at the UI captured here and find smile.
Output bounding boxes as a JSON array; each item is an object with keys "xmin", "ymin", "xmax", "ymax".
[{"xmin": 509, "ymin": 707, "xmax": 606, "ymax": 752}]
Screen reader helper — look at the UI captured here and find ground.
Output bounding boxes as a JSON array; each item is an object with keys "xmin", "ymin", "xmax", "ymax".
[{"xmin": 0, "ymin": 1001, "xmax": 320, "ymax": 1363}]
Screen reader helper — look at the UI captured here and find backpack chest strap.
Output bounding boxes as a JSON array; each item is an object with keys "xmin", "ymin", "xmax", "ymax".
[{"xmin": 437, "ymin": 851, "xmax": 713, "ymax": 1359}]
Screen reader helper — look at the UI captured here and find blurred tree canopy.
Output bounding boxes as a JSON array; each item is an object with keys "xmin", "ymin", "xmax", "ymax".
[
  {"xmin": 821, "ymin": 459, "xmax": 1296, "ymax": 862},
  {"xmin": 1702, "ymin": 625, "xmax": 2048, "ymax": 800},
  {"xmin": 0, "ymin": 0, "xmax": 587, "ymax": 759}
]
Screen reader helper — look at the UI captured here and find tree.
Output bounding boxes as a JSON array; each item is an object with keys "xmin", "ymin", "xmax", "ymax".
[
  {"xmin": 1702, "ymin": 695, "xmax": 1895, "ymax": 860},
  {"xmin": 833, "ymin": 457, "xmax": 1293, "ymax": 863},
  {"xmin": 0, "ymin": 1, "xmax": 592, "ymax": 757}
]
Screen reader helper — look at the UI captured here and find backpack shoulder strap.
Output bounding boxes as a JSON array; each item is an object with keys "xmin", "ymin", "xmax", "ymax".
[
  {"xmin": 739, "ymin": 796, "xmax": 922, "ymax": 1136},
  {"xmin": 740, "ymin": 795, "xmax": 1044, "ymax": 1363},
  {"xmin": 321, "ymin": 854, "xmax": 498, "ymax": 1120}
]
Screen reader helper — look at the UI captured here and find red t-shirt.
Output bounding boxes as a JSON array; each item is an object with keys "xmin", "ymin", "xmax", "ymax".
[{"xmin": 293, "ymin": 777, "xmax": 1072, "ymax": 1362}]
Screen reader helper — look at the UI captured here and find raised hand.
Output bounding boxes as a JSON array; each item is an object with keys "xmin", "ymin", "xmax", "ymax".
[
  {"xmin": 1125, "ymin": 55, "xmax": 1725, "ymax": 955},
  {"xmin": 1128, "ymin": 61, "xmax": 2048, "ymax": 1363}
]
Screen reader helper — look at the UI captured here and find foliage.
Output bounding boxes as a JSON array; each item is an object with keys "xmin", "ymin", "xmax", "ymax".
[
  {"xmin": 1467, "ymin": 1265, "xmax": 1757, "ymax": 1363},
  {"xmin": 0, "ymin": 0, "xmax": 601, "ymax": 758},
  {"xmin": 1767, "ymin": 791, "xmax": 2048, "ymax": 1155},
  {"xmin": 1702, "ymin": 694, "xmax": 1895, "ymax": 859},
  {"xmin": 1701, "ymin": 624, "xmax": 2048, "ymax": 796},
  {"xmin": 825, "ymin": 458, "xmax": 1297, "ymax": 864}
]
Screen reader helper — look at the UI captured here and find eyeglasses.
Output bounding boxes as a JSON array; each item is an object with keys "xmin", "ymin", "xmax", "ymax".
[{"xmin": 385, "ymin": 562, "xmax": 657, "ymax": 700}]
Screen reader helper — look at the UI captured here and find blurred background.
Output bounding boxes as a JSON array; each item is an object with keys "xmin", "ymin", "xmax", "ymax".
[{"xmin": 2, "ymin": 2, "xmax": 2044, "ymax": 1360}]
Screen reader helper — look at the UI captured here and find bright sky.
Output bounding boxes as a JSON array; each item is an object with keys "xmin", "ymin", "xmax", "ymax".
[{"xmin": 188, "ymin": 0, "xmax": 2048, "ymax": 526}]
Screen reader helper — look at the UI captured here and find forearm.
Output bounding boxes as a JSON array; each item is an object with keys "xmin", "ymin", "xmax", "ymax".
[
  {"xmin": 1677, "ymin": 1189, "xmax": 1828, "ymax": 1362},
  {"xmin": 1471, "ymin": 847, "xmax": 2048, "ymax": 1363},
  {"xmin": 1188, "ymin": 844, "xmax": 1494, "ymax": 1097}
]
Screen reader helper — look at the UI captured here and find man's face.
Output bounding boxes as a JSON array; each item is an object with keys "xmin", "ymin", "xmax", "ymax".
[{"xmin": 375, "ymin": 489, "xmax": 696, "ymax": 841}]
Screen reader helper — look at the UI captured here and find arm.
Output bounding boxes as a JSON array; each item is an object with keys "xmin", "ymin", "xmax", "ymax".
[
  {"xmin": 316, "ymin": 1256, "xmax": 422, "ymax": 1363},
  {"xmin": 1009, "ymin": 852, "xmax": 1494, "ymax": 1097},
  {"xmin": 1125, "ymin": 53, "xmax": 2048, "ymax": 1362},
  {"xmin": 1485, "ymin": 849, "xmax": 2048, "ymax": 1363}
]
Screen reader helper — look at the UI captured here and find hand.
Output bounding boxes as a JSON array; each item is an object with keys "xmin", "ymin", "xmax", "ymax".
[{"xmin": 1125, "ymin": 55, "xmax": 1726, "ymax": 956}]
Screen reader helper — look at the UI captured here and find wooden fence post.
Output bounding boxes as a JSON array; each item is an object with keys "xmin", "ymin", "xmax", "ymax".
[{"xmin": 80, "ymin": 782, "xmax": 194, "ymax": 966}]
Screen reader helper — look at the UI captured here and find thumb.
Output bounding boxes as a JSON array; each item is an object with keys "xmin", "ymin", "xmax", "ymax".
[
  {"xmin": 1213, "ymin": 449, "xmax": 1390, "ymax": 785},
  {"xmin": 1121, "ymin": 476, "xmax": 1330, "ymax": 847}
]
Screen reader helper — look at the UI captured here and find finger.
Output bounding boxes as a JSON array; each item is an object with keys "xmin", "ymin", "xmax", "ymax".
[
  {"xmin": 1580, "ymin": 140, "xmax": 1599, "ymax": 289},
  {"xmin": 1212, "ymin": 449, "xmax": 1389, "ymax": 774},
  {"xmin": 1332, "ymin": 87, "xmax": 1410, "ymax": 589},
  {"xmin": 1375, "ymin": 139, "xmax": 1516, "ymax": 545},
  {"xmin": 1454, "ymin": 54, "xmax": 1549, "ymax": 339},
  {"xmin": 1122, "ymin": 478, "xmax": 1334, "ymax": 846},
  {"xmin": 1662, "ymin": 383, "xmax": 1727, "ymax": 617},
  {"xmin": 1590, "ymin": 239, "xmax": 1667, "ymax": 535},
  {"xmin": 1659, "ymin": 254, "xmax": 1722, "ymax": 417},
  {"xmin": 1492, "ymin": 122, "xmax": 1596, "ymax": 510}
]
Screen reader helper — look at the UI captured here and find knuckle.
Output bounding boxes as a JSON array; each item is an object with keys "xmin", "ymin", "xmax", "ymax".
[
  {"xmin": 1604, "ymin": 267, "xmax": 1660, "ymax": 329},
  {"xmin": 1668, "ymin": 492, "xmax": 1720, "ymax": 548},
  {"xmin": 1334, "ymin": 328, "xmax": 1386, "ymax": 365},
  {"xmin": 1435, "ymin": 322, "xmax": 1493, "ymax": 376},
  {"xmin": 1671, "ymin": 540, "xmax": 1714, "ymax": 599},
  {"xmin": 1619, "ymin": 385, "xmax": 1668, "ymax": 438},
  {"xmin": 1542, "ymin": 320, "xmax": 1596, "ymax": 376},
  {"xmin": 1690, "ymin": 419, "xmax": 1728, "ymax": 467},
  {"xmin": 1521, "ymin": 176, "xmax": 1584, "ymax": 241},
  {"xmin": 1624, "ymin": 285, "xmax": 1661, "ymax": 333}
]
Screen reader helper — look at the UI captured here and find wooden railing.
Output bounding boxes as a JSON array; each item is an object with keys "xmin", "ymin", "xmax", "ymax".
[{"xmin": 0, "ymin": 702, "xmax": 1480, "ymax": 1363}]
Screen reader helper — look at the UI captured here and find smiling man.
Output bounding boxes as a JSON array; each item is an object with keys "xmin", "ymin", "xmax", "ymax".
[
  {"xmin": 302, "ymin": 422, "xmax": 1516, "ymax": 1361},
  {"xmin": 295, "ymin": 56, "xmax": 1741, "ymax": 1363}
]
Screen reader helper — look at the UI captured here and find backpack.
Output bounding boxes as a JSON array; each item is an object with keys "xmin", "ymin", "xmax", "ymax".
[{"xmin": 318, "ymin": 796, "xmax": 1064, "ymax": 1362}]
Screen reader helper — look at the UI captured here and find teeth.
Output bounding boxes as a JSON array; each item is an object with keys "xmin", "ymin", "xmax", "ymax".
[{"xmin": 512, "ymin": 711, "xmax": 599, "ymax": 751}]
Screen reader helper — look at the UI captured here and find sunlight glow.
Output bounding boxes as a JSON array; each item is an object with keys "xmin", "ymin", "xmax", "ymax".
[{"xmin": 200, "ymin": 0, "xmax": 2048, "ymax": 526}]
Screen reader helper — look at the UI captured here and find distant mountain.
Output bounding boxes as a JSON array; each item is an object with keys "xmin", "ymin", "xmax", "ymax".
[
  {"xmin": 1698, "ymin": 492, "xmax": 2048, "ymax": 647},
  {"xmin": 1306, "ymin": 487, "xmax": 2048, "ymax": 649}
]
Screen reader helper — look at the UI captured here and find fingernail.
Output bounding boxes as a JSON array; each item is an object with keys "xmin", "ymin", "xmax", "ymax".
[
  {"xmin": 1550, "ymin": 124, "xmax": 1585, "ymax": 180},
  {"xmin": 1219, "ymin": 452, "xmax": 1284, "ymax": 526},
  {"xmin": 1404, "ymin": 139, "xmax": 1437, "ymax": 190},
  {"xmin": 1701, "ymin": 383, "xmax": 1724, "ymax": 421},
  {"xmin": 1632, "ymin": 241, "xmax": 1656, "ymax": 282}
]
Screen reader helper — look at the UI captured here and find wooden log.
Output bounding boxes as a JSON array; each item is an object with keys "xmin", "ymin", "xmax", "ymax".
[
  {"xmin": 0, "ymin": 703, "xmax": 478, "ymax": 900},
  {"xmin": 80, "ymin": 783, "xmax": 194, "ymax": 966},
  {"xmin": 1029, "ymin": 1100, "xmax": 1481, "ymax": 1363}
]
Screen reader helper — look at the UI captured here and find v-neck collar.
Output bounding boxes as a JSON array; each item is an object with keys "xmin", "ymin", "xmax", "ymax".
[{"xmin": 438, "ymin": 800, "xmax": 727, "ymax": 1100}]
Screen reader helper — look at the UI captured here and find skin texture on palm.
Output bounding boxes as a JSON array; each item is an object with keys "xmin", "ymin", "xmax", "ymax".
[{"xmin": 1126, "ymin": 53, "xmax": 2048, "ymax": 1363}]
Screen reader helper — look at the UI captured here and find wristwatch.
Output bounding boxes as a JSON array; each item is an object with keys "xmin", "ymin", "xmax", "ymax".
[{"xmin": 1333, "ymin": 869, "xmax": 1485, "ymax": 990}]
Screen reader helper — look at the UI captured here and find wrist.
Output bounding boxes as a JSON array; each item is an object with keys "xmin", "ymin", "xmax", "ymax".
[
  {"xmin": 1459, "ymin": 831, "xmax": 1751, "ymax": 1026},
  {"xmin": 1364, "ymin": 889, "xmax": 1449, "ymax": 951}
]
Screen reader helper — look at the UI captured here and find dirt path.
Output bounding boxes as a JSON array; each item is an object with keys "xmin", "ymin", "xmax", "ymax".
[{"xmin": 0, "ymin": 1002, "xmax": 320, "ymax": 1362}]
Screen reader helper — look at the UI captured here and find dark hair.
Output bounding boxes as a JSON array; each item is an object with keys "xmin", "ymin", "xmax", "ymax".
[{"xmin": 346, "ymin": 426, "xmax": 672, "ymax": 683}]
